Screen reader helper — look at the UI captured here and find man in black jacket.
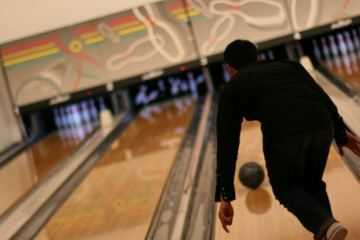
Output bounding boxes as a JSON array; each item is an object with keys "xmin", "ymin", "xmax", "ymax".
[{"xmin": 216, "ymin": 40, "xmax": 360, "ymax": 240}]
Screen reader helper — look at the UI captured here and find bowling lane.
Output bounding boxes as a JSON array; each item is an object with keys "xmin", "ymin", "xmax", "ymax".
[
  {"xmin": 0, "ymin": 125, "xmax": 96, "ymax": 217},
  {"xmin": 215, "ymin": 121, "xmax": 360, "ymax": 240},
  {"xmin": 35, "ymin": 97, "xmax": 195, "ymax": 240}
]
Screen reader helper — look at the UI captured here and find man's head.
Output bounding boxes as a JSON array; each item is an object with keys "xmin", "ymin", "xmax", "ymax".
[{"xmin": 224, "ymin": 39, "xmax": 258, "ymax": 76}]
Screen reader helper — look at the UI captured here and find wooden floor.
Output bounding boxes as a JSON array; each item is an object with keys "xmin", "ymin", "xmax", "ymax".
[
  {"xmin": 35, "ymin": 98, "xmax": 195, "ymax": 240},
  {"xmin": 215, "ymin": 121, "xmax": 360, "ymax": 240},
  {"xmin": 0, "ymin": 126, "xmax": 94, "ymax": 217}
]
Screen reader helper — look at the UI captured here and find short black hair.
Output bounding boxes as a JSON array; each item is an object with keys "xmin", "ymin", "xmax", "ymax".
[{"xmin": 224, "ymin": 39, "xmax": 258, "ymax": 69}]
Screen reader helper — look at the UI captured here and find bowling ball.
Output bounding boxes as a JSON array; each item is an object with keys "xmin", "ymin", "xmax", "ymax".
[{"xmin": 238, "ymin": 162, "xmax": 264, "ymax": 189}]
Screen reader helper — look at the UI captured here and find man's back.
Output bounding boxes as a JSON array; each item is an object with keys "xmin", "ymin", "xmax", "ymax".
[{"xmin": 222, "ymin": 59, "xmax": 333, "ymax": 140}]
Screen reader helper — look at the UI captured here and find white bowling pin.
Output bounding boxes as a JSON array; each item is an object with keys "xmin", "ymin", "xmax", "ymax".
[
  {"xmin": 72, "ymin": 104, "xmax": 82, "ymax": 127},
  {"xmin": 337, "ymin": 33, "xmax": 348, "ymax": 56},
  {"xmin": 260, "ymin": 53, "xmax": 267, "ymax": 60},
  {"xmin": 321, "ymin": 37, "xmax": 331, "ymax": 59},
  {"xmin": 80, "ymin": 101, "xmax": 91, "ymax": 124},
  {"xmin": 353, "ymin": 29, "xmax": 360, "ymax": 50},
  {"xmin": 328, "ymin": 35, "xmax": 339, "ymax": 58},
  {"xmin": 268, "ymin": 50, "xmax": 275, "ymax": 60},
  {"xmin": 89, "ymin": 99, "xmax": 99, "ymax": 124},
  {"xmin": 53, "ymin": 108, "xmax": 62, "ymax": 129},
  {"xmin": 313, "ymin": 39, "xmax": 322, "ymax": 62},
  {"xmin": 59, "ymin": 107, "xmax": 69, "ymax": 128},
  {"xmin": 66, "ymin": 106, "xmax": 75, "ymax": 128},
  {"xmin": 98, "ymin": 96, "xmax": 106, "ymax": 111},
  {"xmin": 344, "ymin": 31, "xmax": 359, "ymax": 72},
  {"xmin": 344, "ymin": 31, "xmax": 355, "ymax": 52}
]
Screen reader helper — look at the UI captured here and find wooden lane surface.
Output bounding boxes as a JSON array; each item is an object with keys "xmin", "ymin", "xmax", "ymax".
[
  {"xmin": 35, "ymin": 98, "xmax": 195, "ymax": 240},
  {"xmin": 322, "ymin": 52, "xmax": 360, "ymax": 91},
  {"xmin": 215, "ymin": 121, "xmax": 360, "ymax": 240},
  {"xmin": 0, "ymin": 126, "xmax": 94, "ymax": 217}
]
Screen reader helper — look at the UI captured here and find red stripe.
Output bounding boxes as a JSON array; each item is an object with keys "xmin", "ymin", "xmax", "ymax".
[
  {"xmin": 168, "ymin": 1, "xmax": 189, "ymax": 10},
  {"xmin": 343, "ymin": 0, "xmax": 350, "ymax": 9},
  {"xmin": 107, "ymin": 15, "xmax": 136, "ymax": 26},
  {"xmin": 1, "ymin": 37, "xmax": 51, "ymax": 55},
  {"xmin": 73, "ymin": 25, "xmax": 97, "ymax": 35}
]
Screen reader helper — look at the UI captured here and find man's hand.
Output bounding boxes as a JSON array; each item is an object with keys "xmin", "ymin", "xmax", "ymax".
[
  {"xmin": 218, "ymin": 200, "xmax": 234, "ymax": 233},
  {"xmin": 338, "ymin": 131, "xmax": 360, "ymax": 156}
]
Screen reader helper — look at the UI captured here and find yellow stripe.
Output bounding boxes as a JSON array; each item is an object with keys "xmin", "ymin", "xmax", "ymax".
[
  {"xmin": 3, "ymin": 43, "xmax": 56, "ymax": 60},
  {"xmin": 80, "ymin": 31, "xmax": 100, "ymax": 39},
  {"xmin": 171, "ymin": 6, "xmax": 196, "ymax": 15},
  {"xmin": 176, "ymin": 10, "xmax": 200, "ymax": 20},
  {"xmin": 84, "ymin": 35, "xmax": 104, "ymax": 45},
  {"xmin": 111, "ymin": 20, "xmax": 142, "ymax": 31},
  {"xmin": 4, "ymin": 48, "xmax": 60, "ymax": 66},
  {"xmin": 117, "ymin": 24, "xmax": 146, "ymax": 36}
]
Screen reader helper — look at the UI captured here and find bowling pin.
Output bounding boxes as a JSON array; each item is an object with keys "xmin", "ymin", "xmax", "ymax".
[
  {"xmin": 312, "ymin": 39, "xmax": 322, "ymax": 62},
  {"xmin": 353, "ymin": 29, "xmax": 360, "ymax": 50},
  {"xmin": 337, "ymin": 33, "xmax": 348, "ymax": 56},
  {"xmin": 268, "ymin": 50, "xmax": 275, "ymax": 60},
  {"xmin": 59, "ymin": 107, "xmax": 68, "ymax": 128},
  {"xmin": 222, "ymin": 63, "xmax": 231, "ymax": 82},
  {"xmin": 328, "ymin": 35, "xmax": 339, "ymax": 58},
  {"xmin": 72, "ymin": 104, "xmax": 82, "ymax": 127},
  {"xmin": 260, "ymin": 53, "xmax": 267, "ymax": 60},
  {"xmin": 89, "ymin": 99, "xmax": 99, "ymax": 125},
  {"xmin": 321, "ymin": 37, "xmax": 331, "ymax": 59},
  {"xmin": 352, "ymin": 29, "xmax": 360, "ymax": 59},
  {"xmin": 66, "ymin": 106, "xmax": 74, "ymax": 128},
  {"xmin": 344, "ymin": 31, "xmax": 359, "ymax": 72},
  {"xmin": 98, "ymin": 96, "xmax": 106, "ymax": 111},
  {"xmin": 337, "ymin": 33, "xmax": 353, "ymax": 75},
  {"xmin": 80, "ymin": 101, "xmax": 91, "ymax": 124},
  {"xmin": 344, "ymin": 31, "xmax": 355, "ymax": 52},
  {"xmin": 53, "ymin": 108, "xmax": 62, "ymax": 129}
]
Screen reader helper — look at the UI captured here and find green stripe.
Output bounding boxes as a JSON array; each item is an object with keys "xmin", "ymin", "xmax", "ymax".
[
  {"xmin": 5, "ymin": 54, "xmax": 64, "ymax": 71},
  {"xmin": 122, "ymin": 30, "xmax": 147, "ymax": 41},
  {"xmin": 85, "ymin": 40, "xmax": 108, "ymax": 50},
  {"xmin": 181, "ymin": 14, "xmax": 205, "ymax": 23}
]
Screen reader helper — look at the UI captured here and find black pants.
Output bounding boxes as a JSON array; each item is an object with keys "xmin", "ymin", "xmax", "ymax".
[{"xmin": 263, "ymin": 127, "xmax": 335, "ymax": 239}]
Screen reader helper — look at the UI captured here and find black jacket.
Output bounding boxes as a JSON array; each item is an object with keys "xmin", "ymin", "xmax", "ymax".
[{"xmin": 215, "ymin": 60, "xmax": 348, "ymax": 202}]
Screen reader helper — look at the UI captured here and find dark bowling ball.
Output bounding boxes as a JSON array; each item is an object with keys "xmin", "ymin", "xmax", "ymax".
[{"xmin": 238, "ymin": 162, "xmax": 265, "ymax": 189}]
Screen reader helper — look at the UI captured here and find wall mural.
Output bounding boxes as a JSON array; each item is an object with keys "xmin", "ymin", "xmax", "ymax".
[
  {"xmin": 188, "ymin": 0, "xmax": 292, "ymax": 56},
  {"xmin": 1, "ymin": 0, "xmax": 196, "ymax": 107},
  {"xmin": 2, "ymin": 0, "xmax": 360, "ymax": 107},
  {"xmin": 287, "ymin": 0, "xmax": 360, "ymax": 32}
]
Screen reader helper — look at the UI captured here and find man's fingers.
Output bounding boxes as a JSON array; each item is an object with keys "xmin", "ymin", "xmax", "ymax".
[{"xmin": 222, "ymin": 224, "xmax": 230, "ymax": 233}]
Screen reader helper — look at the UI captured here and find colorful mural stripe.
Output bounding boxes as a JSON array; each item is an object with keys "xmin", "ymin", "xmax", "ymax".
[
  {"xmin": 4, "ymin": 48, "xmax": 60, "ymax": 67},
  {"xmin": 72, "ymin": 15, "xmax": 148, "ymax": 46},
  {"xmin": 168, "ymin": 1, "xmax": 204, "ymax": 22},
  {"xmin": 2, "ymin": 37, "xmax": 61, "ymax": 67},
  {"xmin": 1, "ymin": 5, "xmax": 194, "ymax": 68},
  {"xmin": 1, "ymin": 37, "xmax": 51, "ymax": 55}
]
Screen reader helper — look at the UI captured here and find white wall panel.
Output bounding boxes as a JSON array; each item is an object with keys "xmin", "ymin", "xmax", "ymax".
[{"xmin": 0, "ymin": 0, "xmax": 161, "ymax": 44}]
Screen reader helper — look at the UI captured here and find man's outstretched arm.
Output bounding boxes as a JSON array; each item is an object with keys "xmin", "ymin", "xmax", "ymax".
[{"xmin": 215, "ymin": 86, "xmax": 243, "ymax": 202}]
